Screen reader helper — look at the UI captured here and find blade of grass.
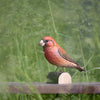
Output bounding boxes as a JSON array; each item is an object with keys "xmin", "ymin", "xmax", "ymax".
[
  {"xmin": 78, "ymin": 33, "xmax": 89, "ymax": 81},
  {"xmin": 48, "ymin": 0, "xmax": 57, "ymax": 34}
]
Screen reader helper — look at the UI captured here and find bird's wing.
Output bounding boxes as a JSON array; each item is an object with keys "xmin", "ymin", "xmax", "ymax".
[{"xmin": 58, "ymin": 47, "xmax": 78, "ymax": 65}]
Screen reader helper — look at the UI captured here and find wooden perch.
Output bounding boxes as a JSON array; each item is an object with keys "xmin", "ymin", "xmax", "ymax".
[
  {"xmin": 47, "ymin": 72, "xmax": 72, "ymax": 84},
  {"xmin": 0, "ymin": 82, "xmax": 100, "ymax": 94},
  {"xmin": 58, "ymin": 72, "xmax": 72, "ymax": 84}
]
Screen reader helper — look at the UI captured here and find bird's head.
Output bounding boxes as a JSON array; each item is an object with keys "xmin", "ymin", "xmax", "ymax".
[{"xmin": 39, "ymin": 36, "xmax": 58, "ymax": 48}]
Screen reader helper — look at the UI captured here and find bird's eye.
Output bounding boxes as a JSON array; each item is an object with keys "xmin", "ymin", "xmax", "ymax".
[{"xmin": 45, "ymin": 40, "xmax": 49, "ymax": 43}]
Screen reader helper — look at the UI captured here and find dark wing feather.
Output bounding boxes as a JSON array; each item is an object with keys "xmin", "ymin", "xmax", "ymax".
[
  {"xmin": 58, "ymin": 47, "xmax": 86, "ymax": 72},
  {"xmin": 58, "ymin": 47, "xmax": 78, "ymax": 65}
]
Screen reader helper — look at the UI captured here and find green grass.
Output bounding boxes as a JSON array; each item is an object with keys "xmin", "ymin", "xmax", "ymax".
[{"xmin": 0, "ymin": 0, "xmax": 100, "ymax": 99}]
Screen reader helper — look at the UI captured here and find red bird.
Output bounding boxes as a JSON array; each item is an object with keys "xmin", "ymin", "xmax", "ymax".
[{"xmin": 39, "ymin": 36, "xmax": 85, "ymax": 72}]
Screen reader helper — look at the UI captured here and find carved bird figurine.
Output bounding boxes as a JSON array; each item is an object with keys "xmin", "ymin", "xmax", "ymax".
[{"xmin": 39, "ymin": 36, "xmax": 85, "ymax": 72}]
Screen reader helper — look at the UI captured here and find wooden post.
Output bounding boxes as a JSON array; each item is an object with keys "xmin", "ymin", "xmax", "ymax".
[
  {"xmin": 58, "ymin": 72, "xmax": 72, "ymax": 84},
  {"xmin": 47, "ymin": 72, "xmax": 72, "ymax": 84}
]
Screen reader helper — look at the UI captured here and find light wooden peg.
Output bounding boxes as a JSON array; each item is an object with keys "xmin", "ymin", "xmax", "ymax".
[{"xmin": 58, "ymin": 72, "xmax": 72, "ymax": 84}]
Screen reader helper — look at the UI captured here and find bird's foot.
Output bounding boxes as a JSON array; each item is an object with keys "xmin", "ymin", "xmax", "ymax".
[
  {"xmin": 55, "ymin": 67, "xmax": 64, "ymax": 73},
  {"xmin": 55, "ymin": 67, "xmax": 59, "ymax": 72},
  {"xmin": 59, "ymin": 67, "xmax": 64, "ymax": 73}
]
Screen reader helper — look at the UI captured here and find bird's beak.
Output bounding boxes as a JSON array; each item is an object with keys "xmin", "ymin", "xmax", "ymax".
[{"xmin": 39, "ymin": 40, "xmax": 45, "ymax": 46}]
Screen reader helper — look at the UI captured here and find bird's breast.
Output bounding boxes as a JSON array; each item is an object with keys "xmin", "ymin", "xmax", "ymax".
[
  {"xmin": 44, "ymin": 47, "xmax": 64, "ymax": 66},
  {"xmin": 43, "ymin": 47, "xmax": 77, "ymax": 68}
]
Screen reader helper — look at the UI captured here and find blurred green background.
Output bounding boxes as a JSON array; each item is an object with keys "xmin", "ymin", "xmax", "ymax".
[{"xmin": 0, "ymin": 0, "xmax": 100, "ymax": 99}]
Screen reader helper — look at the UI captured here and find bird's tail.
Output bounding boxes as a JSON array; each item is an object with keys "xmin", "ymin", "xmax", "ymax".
[{"xmin": 75, "ymin": 65, "xmax": 86, "ymax": 72}]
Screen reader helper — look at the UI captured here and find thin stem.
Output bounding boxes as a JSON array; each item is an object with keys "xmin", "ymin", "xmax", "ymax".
[{"xmin": 48, "ymin": 0, "xmax": 57, "ymax": 34}]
